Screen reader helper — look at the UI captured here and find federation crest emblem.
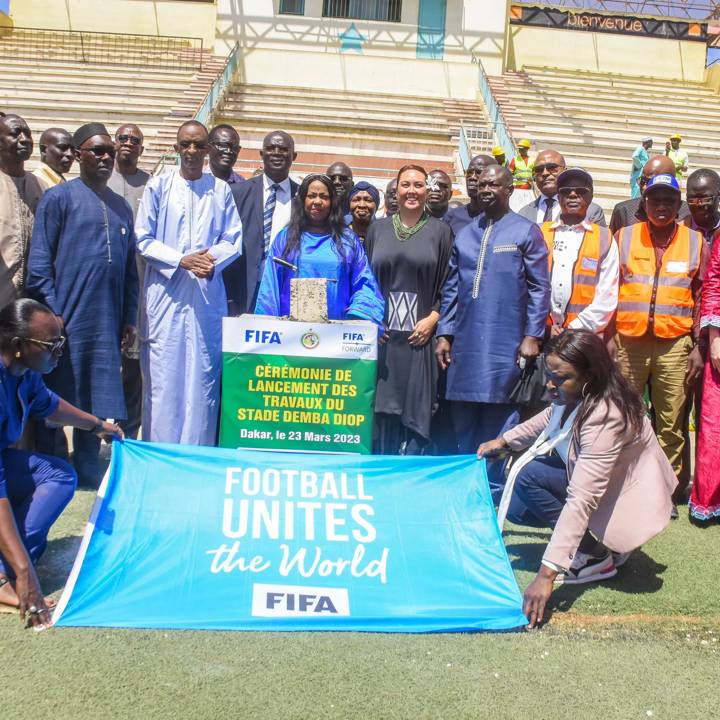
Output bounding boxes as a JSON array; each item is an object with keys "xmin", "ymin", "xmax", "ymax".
[{"xmin": 301, "ymin": 331, "xmax": 320, "ymax": 349}]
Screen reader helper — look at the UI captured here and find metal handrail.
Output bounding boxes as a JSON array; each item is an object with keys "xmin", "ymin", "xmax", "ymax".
[
  {"xmin": 477, "ymin": 58, "xmax": 516, "ymax": 158},
  {"xmin": 154, "ymin": 43, "xmax": 241, "ymax": 175},
  {"xmin": 0, "ymin": 25, "xmax": 204, "ymax": 71},
  {"xmin": 195, "ymin": 42, "xmax": 241, "ymax": 126},
  {"xmin": 458, "ymin": 125, "xmax": 472, "ymax": 172}
]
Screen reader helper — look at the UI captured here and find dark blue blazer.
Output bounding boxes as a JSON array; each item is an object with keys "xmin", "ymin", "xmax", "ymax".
[{"xmin": 223, "ymin": 174, "xmax": 299, "ymax": 314}]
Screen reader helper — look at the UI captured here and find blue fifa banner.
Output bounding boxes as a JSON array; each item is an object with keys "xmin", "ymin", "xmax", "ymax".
[{"xmin": 53, "ymin": 440, "xmax": 527, "ymax": 632}]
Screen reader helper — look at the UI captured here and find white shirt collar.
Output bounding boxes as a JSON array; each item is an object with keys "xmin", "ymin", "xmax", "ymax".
[
  {"xmin": 550, "ymin": 218, "xmax": 593, "ymax": 232},
  {"xmin": 263, "ymin": 174, "xmax": 291, "ymax": 193}
]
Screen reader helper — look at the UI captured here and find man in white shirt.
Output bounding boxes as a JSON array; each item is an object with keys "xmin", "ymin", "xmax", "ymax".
[
  {"xmin": 223, "ymin": 130, "xmax": 299, "ymax": 315},
  {"xmin": 538, "ymin": 168, "xmax": 618, "ymax": 336},
  {"xmin": 518, "ymin": 149, "xmax": 606, "ymax": 227}
]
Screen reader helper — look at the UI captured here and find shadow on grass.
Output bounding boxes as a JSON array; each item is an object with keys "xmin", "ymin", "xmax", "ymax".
[
  {"xmin": 36, "ymin": 534, "xmax": 83, "ymax": 596},
  {"xmin": 509, "ymin": 541, "xmax": 668, "ymax": 619}
]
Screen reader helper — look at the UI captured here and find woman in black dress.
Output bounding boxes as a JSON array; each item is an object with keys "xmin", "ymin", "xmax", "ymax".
[{"xmin": 365, "ymin": 165, "xmax": 453, "ymax": 454}]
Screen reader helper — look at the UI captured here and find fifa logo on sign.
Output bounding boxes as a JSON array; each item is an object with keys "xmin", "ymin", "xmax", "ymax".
[
  {"xmin": 245, "ymin": 329, "xmax": 281, "ymax": 344},
  {"xmin": 251, "ymin": 583, "xmax": 350, "ymax": 617}
]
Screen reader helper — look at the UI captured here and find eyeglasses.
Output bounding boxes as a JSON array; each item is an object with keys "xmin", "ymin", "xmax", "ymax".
[
  {"xmin": 687, "ymin": 196, "xmax": 717, "ymax": 207},
  {"xmin": 210, "ymin": 141, "xmax": 240, "ymax": 152},
  {"xmin": 116, "ymin": 135, "xmax": 142, "ymax": 146},
  {"xmin": 558, "ymin": 186, "xmax": 592, "ymax": 198},
  {"xmin": 533, "ymin": 163, "xmax": 563, "ymax": 175},
  {"xmin": 22, "ymin": 336, "xmax": 66, "ymax": 354},
  {"xmin": 82, "ymin": 145, "xmax": 116, "ymax": 159}
]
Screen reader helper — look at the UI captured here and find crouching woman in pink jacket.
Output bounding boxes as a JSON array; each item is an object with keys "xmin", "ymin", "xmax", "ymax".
[{"xmin": 477, "ymin": 329, "xmax": 677, "ymax": 628}]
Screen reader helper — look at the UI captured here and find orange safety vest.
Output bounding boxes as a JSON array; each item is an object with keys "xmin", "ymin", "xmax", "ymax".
[
  {"xmin": 541, "ymin": 222, "xmax": 612, "ymax": 328},
  {"xmin": 616, "ymin": 222, "xmax": 701, "ymax": 338}
]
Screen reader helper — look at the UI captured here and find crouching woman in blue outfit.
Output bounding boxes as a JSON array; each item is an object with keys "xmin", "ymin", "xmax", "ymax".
[
  {"xmin": 254, "ymin": 173, "xmax": 384, "ymax": 326},
  {"xmin": 0, "ymin": 299, "xmax": 123, "ymax": 628}
]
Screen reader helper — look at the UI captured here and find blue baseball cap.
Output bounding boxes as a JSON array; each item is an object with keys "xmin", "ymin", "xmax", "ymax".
[{"xmin": 643, "ymin": 173, "xmax": 680, "ymax": 196}]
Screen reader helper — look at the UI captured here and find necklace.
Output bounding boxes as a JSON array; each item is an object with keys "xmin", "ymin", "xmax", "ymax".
[{"xmin": 392, "ymin": 209, "xmax": 429, "ymax": 242}]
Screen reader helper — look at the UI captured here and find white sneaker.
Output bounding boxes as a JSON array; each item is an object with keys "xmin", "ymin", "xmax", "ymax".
[{"xmin": 554, "ymin": 551, "xmax": 617, "ymax": 585}]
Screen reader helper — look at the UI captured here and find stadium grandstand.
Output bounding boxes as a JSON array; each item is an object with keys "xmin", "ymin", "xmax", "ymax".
[{"xmin": 1, "ymin": 0, "xmax": 720, "ymax": 204}]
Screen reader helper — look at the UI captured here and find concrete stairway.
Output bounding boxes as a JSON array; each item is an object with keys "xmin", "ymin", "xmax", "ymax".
[
  {"xmin": 489, "ymin": 66, "xmax": 720, "ymax": 216},
  {"xmin": 211, "ymin": 83, "xmax": 489, "ymax": 189},
  {"xmin": 0, "ymin": 31, "xmax": 226, "ymax": 174}
]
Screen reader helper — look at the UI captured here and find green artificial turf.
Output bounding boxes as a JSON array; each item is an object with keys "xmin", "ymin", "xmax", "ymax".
[{"xmin": 3, "ymin": 490, "xmax": 718, "ymax": 719}]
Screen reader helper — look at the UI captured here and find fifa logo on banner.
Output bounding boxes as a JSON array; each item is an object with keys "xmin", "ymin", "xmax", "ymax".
[
  {"xmin": 251, "ymin": 583, "xmax": 350, "ymax": 617},
  {"xmin": 244, "ymin": 329, "xmax": 281, "ymax": 344}
]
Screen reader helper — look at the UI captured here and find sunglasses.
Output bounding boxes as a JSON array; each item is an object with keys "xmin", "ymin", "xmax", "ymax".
[
  {"xmin": 178, "ymin": 140, "xmax": 208, "ymax": 150},
  {"xmin": 22, "ymin": 336, "xmax": 66, "ymax": 354},
  {"xmin": 533, "ymin": 163, "xmax": 563, "ymax": 175},
  {"xmin": 82, "ymin": 145, "xmax": 116, "ymax": 158},
  {"xmin": 116, "ymin": 134, "xmax": 142, "ymax": 146},
  {"xmin": 558, "ymin": 186, "xmax": 592, "ymax": 197}
]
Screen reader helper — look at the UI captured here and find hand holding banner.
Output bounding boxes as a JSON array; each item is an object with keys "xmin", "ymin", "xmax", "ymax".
[{"xmin": 54, "ymin": 440, "xmax": 527, "ymax": 632}]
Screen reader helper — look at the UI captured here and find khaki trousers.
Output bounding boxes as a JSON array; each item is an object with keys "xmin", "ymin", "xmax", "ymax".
[{"xmin": 615, "ymin": 333, "xmax": 692, "ymax": 482}]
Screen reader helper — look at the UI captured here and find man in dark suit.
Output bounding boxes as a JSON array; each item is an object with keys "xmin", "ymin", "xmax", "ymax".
[
  {"xmin": 224, "ymin": 130, "xmax": 298, "ymax": 315},
  {"xmin": 517, "ymin": 149, "xmax": 606, "ymax": 227}
]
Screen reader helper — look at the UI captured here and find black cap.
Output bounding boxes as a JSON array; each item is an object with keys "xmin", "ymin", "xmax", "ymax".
[
  {"xmin": 73, "ymin": 122, "xmax": 110, "ymax": 148},
  {"xmin": 556, "ymin": 167, "xmax": 593, "ymax": 189}
]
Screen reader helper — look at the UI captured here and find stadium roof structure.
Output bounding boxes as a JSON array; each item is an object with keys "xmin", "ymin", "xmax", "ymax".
[{"xmin": 513, "ymin": 1, "xmax": 720, "ymax": 20}]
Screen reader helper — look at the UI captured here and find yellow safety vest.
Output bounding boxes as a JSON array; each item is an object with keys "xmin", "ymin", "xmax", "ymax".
[{"xmin": 512, "ymin": 155, "xmax": 533, "ymax": 187}]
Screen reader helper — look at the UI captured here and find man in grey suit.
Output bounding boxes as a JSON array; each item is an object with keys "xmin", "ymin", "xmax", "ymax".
[
  {"xmin": 223, "ymin": 130, "xmax": 298, "ymax": 315},
  {"xmin": 517, "ymin": 149, "xmax": 606, "ymax": 227}
]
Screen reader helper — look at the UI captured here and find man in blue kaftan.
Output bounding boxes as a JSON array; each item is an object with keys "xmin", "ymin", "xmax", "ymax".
[
  {"xmin": 27, "ymin": 123, "xmax": 138, "ymax": 486},
  {"xmin": 135, "ymin": 121, "xmax": 242, "ymax": 446},
  {"xmin": 436, "ymin": 165, "xmax": 550, "ymax": 498}
]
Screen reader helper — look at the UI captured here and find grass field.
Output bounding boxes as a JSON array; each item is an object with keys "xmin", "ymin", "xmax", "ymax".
[{"xmin": 3, "ymin": 489, "xmax": 718, "ymax": 720}]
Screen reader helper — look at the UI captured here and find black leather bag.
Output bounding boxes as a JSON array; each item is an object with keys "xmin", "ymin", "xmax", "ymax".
[{"xmin": 509, "ymin": 353, "xmax": 551, "ymax": 406}]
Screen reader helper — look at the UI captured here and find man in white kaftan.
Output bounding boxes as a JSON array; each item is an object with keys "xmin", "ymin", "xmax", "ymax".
[{"xmin": 135, "ymin": 121, "xmax": 242, "ymax": 445}]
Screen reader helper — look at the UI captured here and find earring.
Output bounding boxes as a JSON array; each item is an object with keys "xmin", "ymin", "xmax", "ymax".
[
  {"xmin": 14, "ymin": 351, "xmax": 20, "ymax": 359},
  {"xmin": 581, "ymin": 382, "xmax": 590, "ymax": 398}
]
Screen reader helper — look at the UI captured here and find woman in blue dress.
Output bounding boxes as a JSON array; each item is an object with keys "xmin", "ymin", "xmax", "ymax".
[
  {"xmin": 0, "ymin": 299, "xmax": 123, "ymax": 629},
  {"xmin": 255, "ymin": 174, "xmax": 384, "ymax": 325}
]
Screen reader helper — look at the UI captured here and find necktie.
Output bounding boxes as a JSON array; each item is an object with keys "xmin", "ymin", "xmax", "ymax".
[
  {"xmin": 263, "ymin": 183, "xmax": 281, "ymax": 253},
  {"xmin": 543, "ymin": 196, "xmax": 555, "ymax": 223}
]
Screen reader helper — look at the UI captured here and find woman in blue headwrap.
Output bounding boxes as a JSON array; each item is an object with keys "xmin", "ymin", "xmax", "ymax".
[
  {"xmin": 348, "ymin": 181, "xmax": 380, "ymax": 244},
  {"xmin": 254, "ymin": 174, "xmax": 384, "ymax": 325}
]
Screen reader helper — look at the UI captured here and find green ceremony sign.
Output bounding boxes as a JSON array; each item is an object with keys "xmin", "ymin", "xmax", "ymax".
[{"xmin": 219, "ymin": 316, "xmax": 377, "ymax": 454}]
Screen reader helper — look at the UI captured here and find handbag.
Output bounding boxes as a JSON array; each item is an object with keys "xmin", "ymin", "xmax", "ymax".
[{"xmin": 509, "ymin": 353, "xmax": 551, "ymax": 406}]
